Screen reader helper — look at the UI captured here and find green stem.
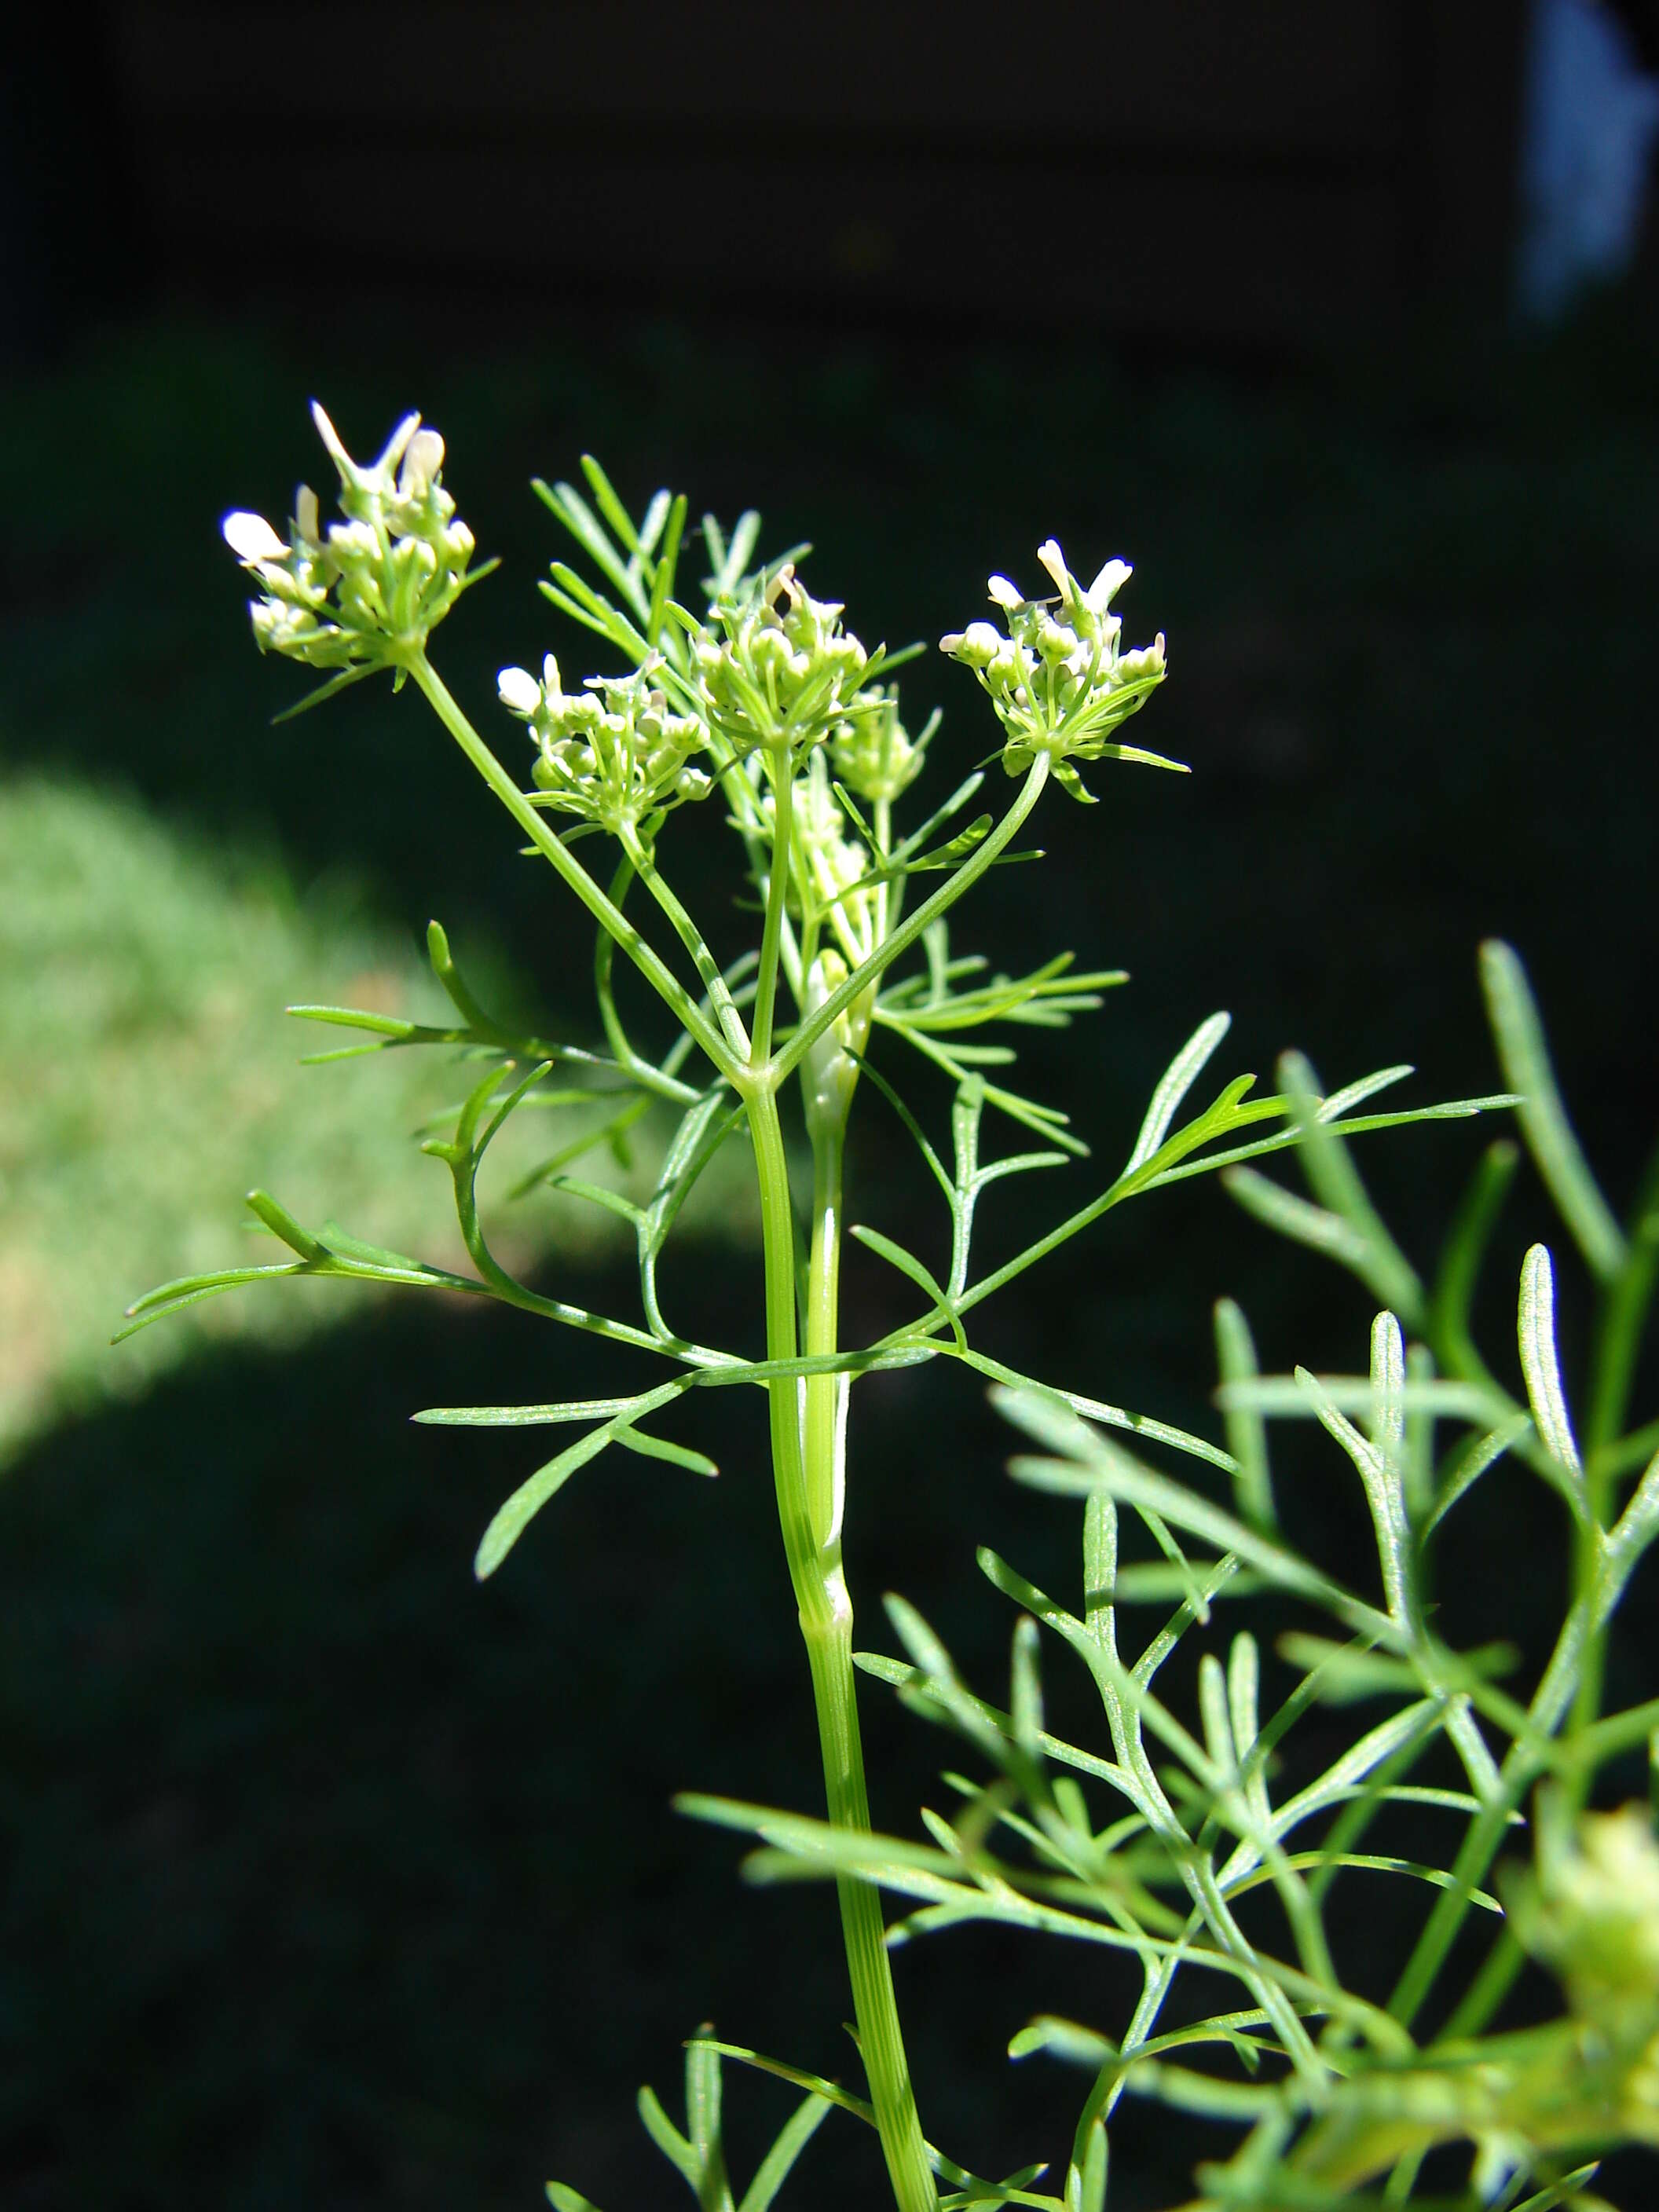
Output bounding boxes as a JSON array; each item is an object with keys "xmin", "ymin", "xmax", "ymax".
[
  {"xmin": 1584, "ymin": 1133, "xmax": 1659, "ymax": 1470},
  {"xmin": 805, "ymin": 1130, "xmax": 846, "ymax": 1545},
  {"xmin": 752, "ymin": 747, "xmax": 794, "ymax": 1065},
  {"xmin": 747, "ymin": 1082, "xmax": 936, "ymax": 2212},
  {"xmin": 772, "ymin": 756, "xmax": 1049, "ymax": 1086},
  {"xmin": 593, "ymin": 856, "xmax": 704, "ymax": 1104},
  {"xmin": 1555, "ymin": 1143, "xmax": 1659, "ymax": 1796},
  {"xmin": 620, "ymin": 825, "xmax": 753, "ymax": 1060},
  {"xmin": 407, "ymin": 652, "xmax": 738, "ymax": 1082},
  {"xmin": 873, "ymin": 794, "xmax": 894, "ymax": 942},
  {"xmin": 1387, "ymin": 1587, "xmax": 1593, "ymax": 2028}
]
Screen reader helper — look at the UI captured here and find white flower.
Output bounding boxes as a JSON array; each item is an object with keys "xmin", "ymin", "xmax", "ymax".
[
  {"xmin": 941, "ymin": 541, "xmax": 1176, "ymax": 798},
  {"xmin": 222, "ymin": 511, "xmax": 288, "ymax": 565},
  {"xmin": 497, "ymin": 665, "xmax": 542, "ymax": 716},
  {"xmin": 1037, "ymin": 540, "xmax": 1131, "ymax": 620},
  {"xmin": 399, "ymin": 428, "xmax": 445, "ymax": 499},
  {"xmin": 310, "ymin": 401, "xmax": 416, "ymax": 491},
  {"xmin": 225, "ymin": 402, "xmax": 484, "ymax": 676},
  {"xmin": 326, "ymin": 519, "xmax": 380, "ymax": 566},
  {"xmin": 936, "ymin": 619, "xmax": 1003, "ymax": 667},
  {"xmin": 1084, "ymin": 557, "xmax": 1133, "ymax": 613}
]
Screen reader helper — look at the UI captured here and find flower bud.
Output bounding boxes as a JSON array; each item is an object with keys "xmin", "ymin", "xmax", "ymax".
[
  {"xmin": 398, "ymin": 427, "xmax": 445, "ymax": 499},
  {"xmin": 696, "ymin": 565, "xmax": 874, "ymax": 759},
  {"xmin": 1514, "ymin": 1804, "xmax": 1659, "ymax": 2029},
  {"xmin": 498, "ymin": 665, "xmax": 542, "ymax": 716},
  {"xmin": 223, "ymin": 511, "xmax": 288, "ymax": 564},
  {"xmin": 941, "ymin": 621, "xmax": 1002, "ymax": 668},
  {"xmin": 830, "ymin": 685, "xmax": 928, "ymax": 804}
]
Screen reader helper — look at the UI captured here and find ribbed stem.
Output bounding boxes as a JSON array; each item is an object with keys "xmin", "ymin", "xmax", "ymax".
[
  {"xmin": 620, "ymin": 824, "xmax": 753, "ymax": 1061},
  {"xmin": 747, "ymin": 1084, "xmax": 936, "ymax": 2212}
]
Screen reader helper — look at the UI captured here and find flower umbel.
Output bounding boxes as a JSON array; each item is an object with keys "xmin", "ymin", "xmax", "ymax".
[
  {"xmin": 498, "ymin": 654, "xmax": 711, "ymax": 838},
  {"xmin": 696, "ymin": 563, "xmax": 875, "ymax": 759},
  {"xmin": 830, "ymin": 684, "xmax": 933, "ymax": 805},
  {"xmin": 222, "ymin": 405, "xmax": 485, "ymax": 685},
  {"xmin": 941, "ymin": 540, "xmax": 1177, "ymax": 800}
]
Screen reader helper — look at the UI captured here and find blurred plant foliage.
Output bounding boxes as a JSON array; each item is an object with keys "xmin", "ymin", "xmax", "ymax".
[
  {"xmin": 0, "ymin": 774, "xmax": 732, "ymax": 1463},
  {"xmin": 127, "ymin": 405, "xmax": 1658, "ymax": 2212}
]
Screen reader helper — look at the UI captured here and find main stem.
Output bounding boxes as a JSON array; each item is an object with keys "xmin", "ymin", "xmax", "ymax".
[{"xmin": 746, "ymin": 1082, "xmax": 936, "ymax": 2212}]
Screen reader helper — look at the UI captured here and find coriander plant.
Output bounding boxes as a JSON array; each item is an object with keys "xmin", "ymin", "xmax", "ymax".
[{"xmin": 126, "ymin": 407, "xmax": 1659, "ymax": 2210}]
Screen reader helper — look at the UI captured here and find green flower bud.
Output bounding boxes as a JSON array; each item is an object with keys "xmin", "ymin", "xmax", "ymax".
[
  {"xmin": 1514, "ymin": 1804, "xmax": 1659, "ymax": 2032},
  {"xmin": 741, "ymin": 749, "xmax": 881, "ymax": 962},
  {"xmin": 829, "ymin": 686, "xmax": 930, "ymax": 804},
  {"xmin": 936, "ymin": 620, "xmax": 1002, "ymax": 668}
]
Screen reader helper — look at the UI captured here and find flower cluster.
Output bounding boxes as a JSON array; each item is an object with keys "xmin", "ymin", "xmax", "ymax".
[
  {"xmin": 1514, "ymin": 1805, "xmax": 1659, "ymax": 2034},
  {"xmin": 497, "ymin": 655, "xmax": 711, "ymax": 837},
  {"xmin": 940, "ymin": 540, "xmax": 1173, "ymax": 800},
  {"xmin": 222, "ymin": 405, "xmax": 481, "ymax": 672},
  {"xmin": 830, "ymin": 685, "xmax": 930, "ymax": 805},
  {"xmin": 696, "ymin": 565, "xmax": 872, "ymax": 757}
]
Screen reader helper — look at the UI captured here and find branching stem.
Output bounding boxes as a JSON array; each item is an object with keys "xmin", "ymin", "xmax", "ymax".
[
  {"xmin": 620, "ymin": 823, "xmax": 753, "ymax": 1060},
  {"xmin": 772, "ymin": 756, "xmax": 1049, "ymax": 1085},
  {"xmin": 408, "ymin": 651, "xmax": 740, "ymax": 1082}
]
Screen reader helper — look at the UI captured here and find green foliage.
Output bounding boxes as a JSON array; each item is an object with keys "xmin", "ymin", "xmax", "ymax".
[
  {"xmin": 698, "ymin": 958, "xmax": 1659, "ymax": 2210},
  {"xmin": 131, "ymin": 406, "xmax": 1655, "ymax": 2210}
]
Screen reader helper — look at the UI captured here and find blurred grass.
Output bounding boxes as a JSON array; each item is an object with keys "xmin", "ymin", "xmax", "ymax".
[{"xmin": 0, "ymin": 774, "xmax": 753, "ymax": 1463}]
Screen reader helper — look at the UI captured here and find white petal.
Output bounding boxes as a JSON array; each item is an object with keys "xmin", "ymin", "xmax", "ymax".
[
  {"xmin": 986, "ymin": 573, "xmax": 1023, "ymax": 609},
  {"xmin": 295, "ymin": 485, "xmax": 320, "ymax": 542},
  {"xmin": 1086, "ymin": 558, "xmax": 1131, "ymax": 610},
  {"xmin": 310, "ymin": 401, "xmax": 352, "ymax": 471},
  {"xmin": 222, "ymin": 510, "xmax": 287, "ymax": 562},
  {"xmin": 1035, "ymin": 539, "xmax": 1070, "ymax": 595},
  {"xmin": 497, "ymin": 666, "xmax": 542, "ymax": 714},
  {"xmin": 399, "ymin": 427, "xmax": 445, "ymax": 496},
  {"xmin": 375, "ymin": 412, "xmax": 423, "ymax": 484},
  {"xmin": 327, "ymin": 519, "xmax": 378, "ymax": 562}
]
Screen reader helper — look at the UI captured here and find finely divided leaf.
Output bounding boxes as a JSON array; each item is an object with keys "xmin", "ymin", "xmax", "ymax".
[
  {"xmin": 1518, "ymin": 1243, "xmax": 1586, "ymax": 1497},
  {"xmin": 1481, "ymin": 939, "xmax": 1625, "ymax": 1283},
  {"xmin": 1126, "ymin": 1012, "xmax": 1232, "ymax": 1174}
]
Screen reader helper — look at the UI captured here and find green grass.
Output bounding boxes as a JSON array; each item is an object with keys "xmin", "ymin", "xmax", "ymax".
[{"xmin": 0, "ymin": 773, "xmax": 754, "ymax": 1463}]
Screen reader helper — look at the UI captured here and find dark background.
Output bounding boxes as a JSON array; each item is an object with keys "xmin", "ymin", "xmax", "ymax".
[{"xmin": 5, "ymin": 6, "xmax": 1659, "ymax": 2209}]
